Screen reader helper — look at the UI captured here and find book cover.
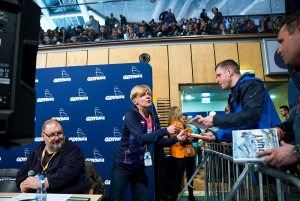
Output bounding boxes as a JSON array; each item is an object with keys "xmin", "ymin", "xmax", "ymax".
[
  {"xmin": 232, "ymin": 128, "xmax": 279, "ymax": 163},
  {"xmin": 188, "ymin": 115, "xmax": 204, "ymax": 129}
]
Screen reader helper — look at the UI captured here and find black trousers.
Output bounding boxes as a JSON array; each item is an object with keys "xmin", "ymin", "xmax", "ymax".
[{"xmin": 171, "ymin": 156, "xmax": 196, "ymax": 199}]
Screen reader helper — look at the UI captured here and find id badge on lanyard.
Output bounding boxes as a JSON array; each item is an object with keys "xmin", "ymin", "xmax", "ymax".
[
  {"xmin": 187, "ymin": 146, "xmax": 191, "ymax": 154},
  {"xmin": 144, "ymin": 146, "xmax": 152, "ymax": 166}
]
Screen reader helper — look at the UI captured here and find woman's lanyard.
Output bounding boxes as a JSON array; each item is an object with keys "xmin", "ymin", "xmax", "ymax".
[
  {"xmin": 41, "ymin": 146, "xmax": 57, "ymax": 173},
  {"xmin": 143, "ymin": 114, "xmax": 153, "ymax": 166},
  {"xmin": 145, "ymin": 115, "xmax": 153, "ymax": 133}
]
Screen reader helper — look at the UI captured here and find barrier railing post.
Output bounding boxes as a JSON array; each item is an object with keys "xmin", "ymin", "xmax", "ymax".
[{"xmin": 175, "ymin": 142, "xmax": 300, "ymax": 201}]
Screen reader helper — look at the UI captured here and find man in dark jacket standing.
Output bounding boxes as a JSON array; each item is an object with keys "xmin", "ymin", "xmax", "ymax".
[
  {"xmin": 212, "ymin": 7, "xmax": 223, "ymax": 31},
  {"xmin": 196, "ymin": 59, "xmax": 281, "ymax": 142},
  {"xmin": 16, "ymin": 119, "xmax": 87, "ymax": 193},
  {"xmin": 257, "ymin": 10, "xmax": 300, "ymax": 167}
]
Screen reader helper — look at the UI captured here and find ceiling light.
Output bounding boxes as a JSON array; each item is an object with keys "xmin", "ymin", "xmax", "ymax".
[
  {"xmin": 185, "ymin": 95, "xmax": 195, "ymax": 100},
  {"xmin": 201, "ymin": 93, "xmax": 210, "ymax": 97}
]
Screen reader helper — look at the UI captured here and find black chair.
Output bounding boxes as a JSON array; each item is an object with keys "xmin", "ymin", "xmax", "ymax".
[
  {"xmin": 85, "ymin": 161, "xmax": 106, "ymax": 196},
  {"xmin": 0, "ymin": 168, "xmax": 20, "ymax": 192}
]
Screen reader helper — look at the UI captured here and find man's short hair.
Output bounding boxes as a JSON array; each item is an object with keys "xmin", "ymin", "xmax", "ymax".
[
  {"xmin": 42, "ymin": 119, "xmax": 63, "ymax": 132},
  {"xmin": 280, "ymin": 105, "xmax": 290, "ymax": 113},
  {"xmin": 280, "ymin": 10, "xmax": 300, "ymax": 34},
  {"xmin": 215, "ymin": 59, "xmax": 240, "ymax": 74}
]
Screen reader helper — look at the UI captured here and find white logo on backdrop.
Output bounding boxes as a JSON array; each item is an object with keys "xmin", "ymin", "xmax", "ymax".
[
  {"xmin": 35, "ymin": 76, "xmax": 39, "ymax": 83},
  {"xmin": 37, "ymin": 89, "xmax": 55, "ymax": 102},
  {"xmin": 86, "ymin": 107, "xmax": 105, "ymax": 121},
  {"xmin": 16, "ymin": 148, "xmax": 30, "ymax": 162},
  {"xmin": 132, "ymin": 66, "xmax": 141, "ymax": 75},
  {"xmin": 105, "ymin": 86, "xmax": 125, "ymax": 100},
  {"xmin": 53, "ymin": 69, "xmax": 72, "ymax": 83},
  {"xmin": 94, "ymin": 107, "xmax": 103, "ymax": 116},
  {"xmin": 69, "ymin": 128, "xmax": 88, "ymax": 142},
  {"xmin": 35, "ymin": 136, "xmax": 43, "ymax": 142},
  {"xmin": 45, "ymin": 89, "xmax": 53, "ymax": 98},
  {"xmin": 123, "ymin": 66, "xmax": 143, "ymax": 80},
  {"xmin": 70, "ymin": 88, "xmax": 89, "ymax": 101},
  {"xmin": 77, "ymin": 128, "xmax": 85, "ymax": 137},
  {"xmin": 104, "ymin": 127, "xmax": 122, "ymax": 142},
  {"xmin": 85, "ymin": 148, "xmax": 105, "ymax": 163},
  {"xmin": 87, "ymin": 68, "xmax": 106, "ymax": 81},
  {"xmin": 52, "ymin": 108, "xmax": 69, "ymax": 121}
]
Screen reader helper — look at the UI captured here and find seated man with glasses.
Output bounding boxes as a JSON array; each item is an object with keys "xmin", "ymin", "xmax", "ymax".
[{"xmin": 16, "ymin": 119, "xmax": 87, "ymax": 193}]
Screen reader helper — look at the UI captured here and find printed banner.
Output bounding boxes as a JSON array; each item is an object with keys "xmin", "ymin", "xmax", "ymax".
[{"xmin": 0, "ymin": 63, "xmax": 153, "ymax": 200}]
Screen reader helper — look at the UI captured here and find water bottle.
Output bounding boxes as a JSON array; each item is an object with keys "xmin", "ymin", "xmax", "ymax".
[{"xmin": 36, "ymin": 174, "xmax": 47, "ymax": 201}]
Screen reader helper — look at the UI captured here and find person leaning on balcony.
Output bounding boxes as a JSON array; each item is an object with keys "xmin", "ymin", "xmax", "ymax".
[
  {"xmin": 257, "ymin": 10, "xmax": 300, "ymax": 167},
  {"xmin": 194, "ymin": 59, "xmax": 281, "ymax": 143}
]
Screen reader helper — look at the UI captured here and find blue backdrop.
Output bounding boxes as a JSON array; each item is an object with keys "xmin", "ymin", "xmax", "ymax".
[{"xmin": 0, "ymin": 63, "xmax": 153, "ymax": 200}]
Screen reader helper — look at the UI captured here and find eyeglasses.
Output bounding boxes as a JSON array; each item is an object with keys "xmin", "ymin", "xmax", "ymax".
[{"xmin": 43, "ymin": 131, "xmax": 64, "ymax": 140}]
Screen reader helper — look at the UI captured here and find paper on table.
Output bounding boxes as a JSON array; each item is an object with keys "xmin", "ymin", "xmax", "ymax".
[{"xmin": 6, "ymin": 193, "xmax": 72, "ymax": 201}]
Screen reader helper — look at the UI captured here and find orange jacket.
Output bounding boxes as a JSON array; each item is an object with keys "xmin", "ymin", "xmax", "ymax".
[{"xmin": 169, "ymin": 120, "xmax": 195, "ymax": 158}]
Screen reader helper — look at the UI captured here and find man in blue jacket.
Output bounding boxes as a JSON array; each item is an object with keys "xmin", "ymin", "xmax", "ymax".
[
  {"xmin": 197, "ymin": 59, "xmax": 281, "ymax": 142},
  {"xmin": 16, "ymin": 119, "xmax": 87, "ymax": 193}
]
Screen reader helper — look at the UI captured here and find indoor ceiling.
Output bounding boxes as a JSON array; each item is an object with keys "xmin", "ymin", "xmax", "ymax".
[{"xmin": 33, "ymin": 0, "xmax": 285, "ymax": 30}]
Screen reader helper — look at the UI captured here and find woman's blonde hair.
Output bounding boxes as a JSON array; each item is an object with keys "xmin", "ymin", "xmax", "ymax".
[
  {"xmin": 168, "ymin": 106, "xmax": 182, "ymax": 123},
  {"xmin": 130, "ymin": 85, "xmax": 151, "ymax": 101}
]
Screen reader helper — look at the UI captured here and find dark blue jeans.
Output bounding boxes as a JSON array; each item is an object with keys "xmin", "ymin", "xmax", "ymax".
[{"xmin": 109, "ymin": 162, "xmax": 148, "ymax": 201}]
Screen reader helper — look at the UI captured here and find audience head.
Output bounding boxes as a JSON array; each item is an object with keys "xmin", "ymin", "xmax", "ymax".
[
  {"xmin": 181, "ymin": 113, "xmax": 189, "ymax": 125},
  {"xmin": 139, "ymin": 25, "xmax": 145, "ymax": 34},
  {"xmin": 168, "ymin": 106, "xmax": 182, "ymax": 122},
  {"xmin": 279, "ymin": 105, "xmax": 290, "ymax": 118},
  {"xmin": 212, "ymin": 7, "xmax": 218, "ymax": 14}
]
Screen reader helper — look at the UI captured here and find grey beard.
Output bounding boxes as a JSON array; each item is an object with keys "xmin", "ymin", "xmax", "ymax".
[{"xmin": 47, "ymin": 137, "xmax": 65, "ymax": 152}]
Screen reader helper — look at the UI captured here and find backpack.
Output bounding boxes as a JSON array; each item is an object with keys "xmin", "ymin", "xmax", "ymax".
[{"xmin": 85, "ymin": 161, "xmax": 106, "ymax": 196}]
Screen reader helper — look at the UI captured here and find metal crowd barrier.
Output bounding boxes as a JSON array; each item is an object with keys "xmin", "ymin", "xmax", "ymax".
[{"xmin": 176, "ymin": 143, "xmax": 300, "ymax": 201}]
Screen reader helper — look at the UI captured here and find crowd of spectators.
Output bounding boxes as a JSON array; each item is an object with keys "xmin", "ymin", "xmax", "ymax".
[{"xmin": 39, "ymin": 8, "xmax": 283, "ymax": 45}]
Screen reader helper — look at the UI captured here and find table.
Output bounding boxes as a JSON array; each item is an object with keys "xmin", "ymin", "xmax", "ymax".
[{"xmin": 0, "ymin": 193, "xmax": 102, "ymax": 201}]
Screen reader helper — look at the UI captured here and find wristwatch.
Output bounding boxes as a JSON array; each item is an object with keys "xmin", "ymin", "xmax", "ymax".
[{"xmin": 292, "ymin": 144, "xmax": 300, "ymax": 158}]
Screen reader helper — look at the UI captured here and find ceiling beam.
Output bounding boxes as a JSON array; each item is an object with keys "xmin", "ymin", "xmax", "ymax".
[
  {"xmin": 77, "ymin": 0, "xmax": 89, "ymax": 22},
  {"xmin": 177, "ymin": 0, "xmax": 193, "ymax": 20},
  {"xmin": 34, "ymin": 0, "xmax": 57, "ymax": 29}
]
